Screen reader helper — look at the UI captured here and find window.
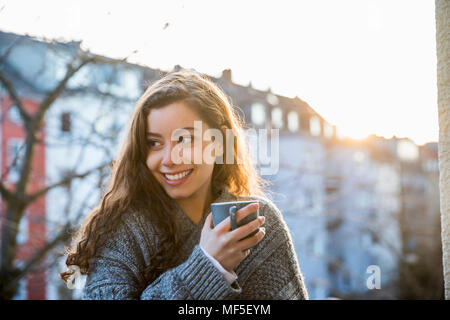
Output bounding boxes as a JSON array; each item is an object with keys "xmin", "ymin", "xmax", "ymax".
[
  {"xmin": 324, "ymin": 123, "xmax": 334, "ymax": 138},
  {"xmin": 12, "ymin": 261, "xmax": 27, "ymax": 300},
  {"xmin": 287, "ymin": 111, "xmax": 299, "ymax": 132},
  {"xmin": 307, "ymin": 235, "xmax": 324, "ymax": 256},
  {"xmin": 353, "ymin": 151, "xmax": 366, "ymax": 163},
  {"xmin": 8, "ymin": 105, "xmax": 22, "ymax": 125},
  {"xmin": 17, "ymin": 214, "xmax": 28, "ymax": 245},
  {"xmin": 271, "ymin": 107, "xmax": 283, "ymax": 129},
  {"xmin": 61, "ymin": 112, "xmax": 71, "ymax": 133},
  {"xmin": 309, "ymin": 116, "xmax": 321, "ymax": 136},
  {"xmin": 7, "ymin": 138, "xmax": 25, "ymax": 183},
  {"xmin": 266, "ymin": 93, "xmax": 279, "ymax": 106},
  {"xmin": 397, "ymin": 139, "xmax": 419, "ymax": 161},
  {"xmin": 251, "ymin": 103, "xmax": 266, "ymax": 126},
  {"xmin": 94, "ymin": 112, "xmax": 119, "ymax": 135},
  {"xmin": 12, "ymin": 275, "xmax": 27, "ymax": 300}
]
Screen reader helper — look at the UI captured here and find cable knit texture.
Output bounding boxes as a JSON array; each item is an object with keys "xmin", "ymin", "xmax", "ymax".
[{"xmin": 82, "ymin": 187, "xmax": 309, "ymax": 300}]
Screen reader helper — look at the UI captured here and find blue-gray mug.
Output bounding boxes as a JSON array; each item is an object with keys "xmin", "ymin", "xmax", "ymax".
[{"xmin": 211, "ymin": 200, "xmax": 260, "ymax": 239}]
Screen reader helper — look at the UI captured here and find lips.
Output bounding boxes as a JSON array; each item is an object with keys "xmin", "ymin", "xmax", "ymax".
[
  {"xmin": 162, "ymin": 169, "xmax": 193, "ymax": 180},
  {"xmin": 160, "ymin": 168, "xmax": 194, "ymax": 186}
]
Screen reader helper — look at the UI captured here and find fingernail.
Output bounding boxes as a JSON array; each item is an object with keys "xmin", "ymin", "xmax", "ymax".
[{"xmin": 260, "ymin": 227, "xmax": 266, "ymax": 233}]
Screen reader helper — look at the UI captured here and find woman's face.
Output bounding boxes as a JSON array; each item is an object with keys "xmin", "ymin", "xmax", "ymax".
[{"xmin": 145, "ymin": 100, "xmax": 217, "ymax": 200}]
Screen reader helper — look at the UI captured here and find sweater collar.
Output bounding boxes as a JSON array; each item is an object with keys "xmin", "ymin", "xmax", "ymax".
[{"xmin": 172, "ymin": 186, "xmax": 237, "ymax": 231}]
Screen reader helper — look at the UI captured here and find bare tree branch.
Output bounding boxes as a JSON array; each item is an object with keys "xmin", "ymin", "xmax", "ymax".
[
  {"xmin": 19, "ymin": 224, "xmax": 73, "ymax": 278},
  {"xmin": 26, "ymin": 161, "xmax": 111, "ymax": 204},
  {"xmin": 13, "ymin": 168, "xmax": 107, "ymax": 288},
  {"xmin": 32, "ymin": 56, "xmax": 96, "ymax": 129},
  {"xmin": 0, "ymin": 30, "xmax": 145, "ymax": 299},
  {"xmin": 0, "ymin": 139, "xmax": 26, "ymax": 181},
  {"xmin": 0, "ymin": 181, "xmax": 13, "ymax": 201},
  {"xmin": 2, "ymin": 223, "xmax": 73, "ymax": 294},
  {"xmin": 0, "ymin": 69, "xmax": 31, "ymax": 123}
]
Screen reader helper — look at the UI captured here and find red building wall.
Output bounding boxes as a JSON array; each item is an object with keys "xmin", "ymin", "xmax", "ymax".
[{"xmin": 1, "ymin": 97, "xmax": 47, "ymax": 299}]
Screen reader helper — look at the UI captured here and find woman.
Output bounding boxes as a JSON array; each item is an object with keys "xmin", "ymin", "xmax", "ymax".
[{"xmin": 61, "ymin": 69, "xmax": 308, "ymax": 300}]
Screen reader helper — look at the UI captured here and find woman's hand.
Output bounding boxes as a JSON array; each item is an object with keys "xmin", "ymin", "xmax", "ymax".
[{"xmin": 200, "ymin": 203, "xmax": 266, "ymax": 273}]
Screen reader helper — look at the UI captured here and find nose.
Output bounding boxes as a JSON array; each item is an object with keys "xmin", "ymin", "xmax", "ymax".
[{"xmin": 161, "ymin": 144, "xmax": 175, "ymax": 168}]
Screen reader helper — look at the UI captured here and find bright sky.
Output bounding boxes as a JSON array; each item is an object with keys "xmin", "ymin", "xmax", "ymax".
[{"xmin": 0, "ymin": 0, "xmax": 438, "ymax": 145}]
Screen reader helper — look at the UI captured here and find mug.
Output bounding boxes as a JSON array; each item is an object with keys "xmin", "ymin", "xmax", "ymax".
[{"xmin": 211, "ymin": 200, "xmax": 260, "ymax": 239}]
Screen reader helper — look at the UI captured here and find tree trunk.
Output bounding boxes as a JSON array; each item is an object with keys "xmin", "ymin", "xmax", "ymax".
[{"xmin": 435, "ymin": 0, "xmax": 450, "ymax": 300}]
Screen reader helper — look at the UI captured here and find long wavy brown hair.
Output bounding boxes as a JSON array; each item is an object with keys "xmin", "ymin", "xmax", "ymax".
[{"xmin": 60, "ymin": 68, "xmax": 269, "ymax": 287}]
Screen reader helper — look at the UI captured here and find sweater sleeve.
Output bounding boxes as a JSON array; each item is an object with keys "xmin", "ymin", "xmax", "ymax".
[
  {"xmin": 242, "ymin": 237, "xmax": 309, "ymax": 300},
  {"xmin": 235, "ymin": 197, "xmax": 309, "ymax": 300},
  {"xmin": 200, "ymin": 245, "xmax": 238, "ymax": 285},
  {"xmin": 82, "ymin": 213, "xmax": 242, "ymax": 300}
]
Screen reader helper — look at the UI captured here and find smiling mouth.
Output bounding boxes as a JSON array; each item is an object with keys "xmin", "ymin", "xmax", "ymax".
[{"xmin": 161, "ymin": 169, "xmax": 194, "ymax": 181}]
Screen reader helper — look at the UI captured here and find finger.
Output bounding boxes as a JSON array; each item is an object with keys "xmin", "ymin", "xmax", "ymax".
[
  {"xmin": 213, "ymin": 203, "xmax": 260, "ymax": 235},
  {"xmin": 235, "ymin": 203, "xmax": 259, "ymax": 224},
  {"xmin": 228, "ymin": 215, "xmax": 265, "ymax": 242},
  {"xmin": 235, "ymin": 227, "xmax": 265, "ymax": 251},
  {"xmin": 204, "ymin": 212, "xmax": 213, "ymax": 229},
  {"xmin": 214, "ymin": 215, "xmax": 232, "ymax": 234},
  {"xmin": 241, "ymin": 249, "xmax": 251, "ymax": 260},
  {"xmin": 229, "ymin": 248, "xmax": 252, "ymax": 268}
]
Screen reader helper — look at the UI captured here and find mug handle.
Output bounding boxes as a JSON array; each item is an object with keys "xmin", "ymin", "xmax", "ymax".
[{"xmin": 229, "ymin": 205, "xmax": 237, "ymax": 230}]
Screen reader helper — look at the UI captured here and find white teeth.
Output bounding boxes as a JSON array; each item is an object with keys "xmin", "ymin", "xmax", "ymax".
[{"xmin": 164, "ymin": 169, "xmax": 192, "ymax": 181}]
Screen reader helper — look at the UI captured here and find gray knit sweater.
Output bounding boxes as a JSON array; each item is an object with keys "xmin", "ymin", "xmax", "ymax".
[{"xmin": 82, "ymin": 188, "xmax": 309, "ymax": 300}]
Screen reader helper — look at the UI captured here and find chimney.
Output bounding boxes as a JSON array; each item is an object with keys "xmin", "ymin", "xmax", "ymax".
[{"xmin": 221, "ymin": 69, "xmax": 232, "ymax": 83}]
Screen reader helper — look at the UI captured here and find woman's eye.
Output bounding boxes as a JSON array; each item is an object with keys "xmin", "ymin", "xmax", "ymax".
[{"xmin": 147, "ymin": 140, "xmax": 161, "ymax": 148}]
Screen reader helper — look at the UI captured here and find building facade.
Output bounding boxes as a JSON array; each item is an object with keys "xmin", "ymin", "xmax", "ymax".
[{"xmin": 0, "ymin": 30, "xmax": 442, "ymax": 299}]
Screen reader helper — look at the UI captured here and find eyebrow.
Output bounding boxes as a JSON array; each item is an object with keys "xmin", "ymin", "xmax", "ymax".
[{"xmin": 146, "ymin": 127, "xmax": 195, "ymax": 138}]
